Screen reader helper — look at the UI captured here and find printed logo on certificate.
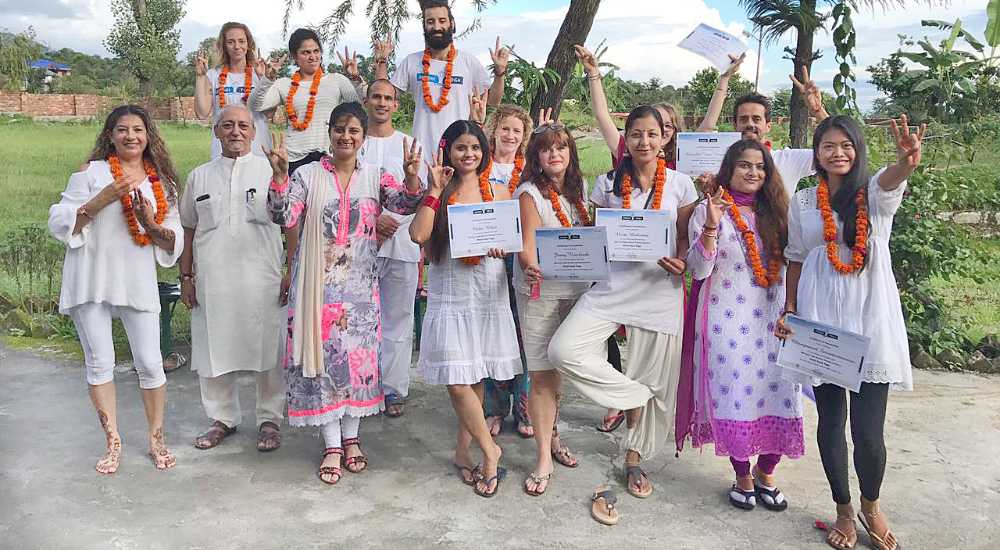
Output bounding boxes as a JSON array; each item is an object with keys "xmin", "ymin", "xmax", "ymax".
[
  {"xmin": 675, "ymin": 132, "xmax": 742, "ymax": 178},
  {"xmin": 447, "ymin": 199, "xmax": 523, "ymax": 259},
  {"xmin": 776, "ymin": 315, "xmax": 871, "ymax": 393},
  {"xmin": 535, "ymin": 226, "xmax": 610, "ymax": 282},
  {"xmin": 594, "ymin": 208, "xmax": 671, "ymax": 262}
]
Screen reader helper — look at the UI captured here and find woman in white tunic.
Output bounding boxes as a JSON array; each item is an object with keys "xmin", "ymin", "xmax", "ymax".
[
  {"xmin": 193, "ymin": 21, "xmax": 273, "ymax": 159},
  {"xmin": 410, "ymin": 120, "xmax": 520, "ymax": 498},
  {"xmin": 48, "ymin": 105, "xmax": 183, "ymax": 474},
  {"xmin": 776, "ymin": 115, "xmax": 925, "ymax": 550}
]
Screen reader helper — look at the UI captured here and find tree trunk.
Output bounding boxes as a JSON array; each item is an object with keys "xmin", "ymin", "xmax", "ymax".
[
  {"xmin": 789, "ymin": 0, "xmax": 816, "ymax": 148},
  {"xmin": 529, "ymin": 0, "xmax": 601, "ymax": 122},
  {"xmin": 133, "ymin": 0, "xmax": 151, "ymax": 97}
]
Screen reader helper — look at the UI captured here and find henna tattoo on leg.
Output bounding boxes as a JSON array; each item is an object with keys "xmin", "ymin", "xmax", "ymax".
[
  {"xmin": 148, "ymin": 427, "xmax": 176, "ymax": 470},
  {"xmin": 95, "ymin": 409, "xmax": 122, "ymax": 475}
]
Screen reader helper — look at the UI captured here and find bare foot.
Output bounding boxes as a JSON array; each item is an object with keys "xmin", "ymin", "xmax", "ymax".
[
  {"xmin": 453, "ymin": 449, "xmax": 479, "ymax": 485},
  {"xmin": 476, "ymin": 443, "xmax": 503, "ymax": 495},
  {"xmin": 860, "ymin": 498, "xmax": 898, "ymax": 550},
  {"xmin": 526, "ymin": 453, "xmax": 554, "ymax": 495},
  {"xmin": 148, "ymin": 428, "xmax": 176, "ymax": 470},
  {"xmin": 486, "ymin": 416, "xmax": 503, "ymax": 437},
  {"xmin": 827, "ymin": 504, "xmax": 858, "ymax": 550},
  {"xmin": 624, "ymin": 407, "xmax": 640, "ymax": 430},
  {"xmin": 96, "ymin": 434, "xmax": 122, "ymax": 475}
]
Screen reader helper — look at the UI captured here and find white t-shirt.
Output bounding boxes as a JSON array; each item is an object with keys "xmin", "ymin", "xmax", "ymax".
[
  {"xmin": 205, "ymin": 67, "xmax": 272, "ymax": 159},
  {"xmin": 358, "ymin": 130, "xmax": 427, "ymax": 262},
  {"xmin": 390, "ymin": 49, "xmax": 493, "ymax": 158},
  {"xmin": 513, "ymin": 181, "xmax": 591, "ymax": 299},
  {"xmin": 576, "ymin": 169, "xmax": 699, "ymax": 335},
  {"xmin": 489, "ymin": 161, "xmax": 514, "ymax": 189},
  {"xmin": 771, "ymin": 148, "xmax": 815, "ymax": 198}
]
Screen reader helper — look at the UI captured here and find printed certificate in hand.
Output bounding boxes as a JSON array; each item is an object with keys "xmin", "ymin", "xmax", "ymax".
[
  {"xmin": 595, "ymin": 208, "xmax": 671, "ymax": 262},
  {"xmin": 676, "ymin": 132, "xmax": 743, "ymax": 178},
  {"xmin": 678, "ymin": 23, "xmax": 748, "ymax": 72},
  {"xmin": 535, "ymin": 226, "xmax": 610, "ymax": 281},
  {"xmin": 448, "ymin": 199, "xmax": 523, "ymax": 259},
  {"xmin": 776, "ymin": 315, "xmax": 871, "ymax": 393}
]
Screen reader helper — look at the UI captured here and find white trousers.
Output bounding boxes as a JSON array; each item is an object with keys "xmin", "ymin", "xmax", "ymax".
[
  {"xmin": 377, "ymin": 258, "xmax": 419, "ymax": 398},
  {"xmin": 69, "ymin": 302, "xmax": 165, "ymax": 390},
  {"xmin": 198, "ymin": 369, "xmax": 285, "ymax": 429},
  {"xmin": 548, "ymin": 305, "xmax": 682, "ymax": 459},
  {"xmin": 320, "ymin": 416, "xmax": 361, "ymax": 448}
]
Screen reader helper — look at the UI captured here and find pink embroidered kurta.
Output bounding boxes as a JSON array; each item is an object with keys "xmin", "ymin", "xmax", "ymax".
[{"xmin": 267, "ymin": 157, "xmax": 422, "ymax": 426}]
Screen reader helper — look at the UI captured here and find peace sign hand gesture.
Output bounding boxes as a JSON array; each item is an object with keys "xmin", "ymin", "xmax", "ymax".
[
  {"xmin": 195, "ymin": 52, "xmax": 209, "ymax": 76},
  {"xmin": 469, "ymin": 88, "xmax": 488, "ymax": 124},
  {"xmin": 373, "ymin": 37, "xmax": 394, "ymax": 62},
  {"xmin": 790, "ymin": 66, "xmax": 825, "ymax": 116},
  {"xmin": 890, "ymin": 114, "xmax": 926, "ymax": 169},
  {"xmin": 704, "ymin": 185, "xmax": 732, "ymax": 230},
  {"xmin": 426, "ymin": 148, "xmax": 454, "ymax": 194},
  {"xmin": 573, "ymin": 45, "xmax": 599, "ymax": 77},
  {"xmin": 490, "ymin": 36, "xmax": 510, "ymax": 77},
  {"xmin": 337, "ymin": 47, "xmax": 360, "ymax": 80},
  {"xmin": 266, "ymin": 54, "xmax": 287, "ymax": 81},
  {"xmin": 262, "ymin": 132, "xmax": 289, "ymax": 180},
  {"xmin": 253, "ymin": 49, "xmax": 267, "ymax": 78},
  {"xmin": 537, "ymin": 107, "xmax": 555, "ymax": 127},
  {"xmin": 402, "ymin": 137, "xmax": 423, "ymax": 179}
]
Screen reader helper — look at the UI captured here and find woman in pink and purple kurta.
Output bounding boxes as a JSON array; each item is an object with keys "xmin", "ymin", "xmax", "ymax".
[{"xmin": 266, "ymin": 102, "xmax": 423, "ymax": 484}]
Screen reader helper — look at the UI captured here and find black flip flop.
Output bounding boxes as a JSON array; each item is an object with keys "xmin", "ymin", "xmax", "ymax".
[{"xmin": 474, "ymin": 466, "xmax": 508, "ymax": 498}]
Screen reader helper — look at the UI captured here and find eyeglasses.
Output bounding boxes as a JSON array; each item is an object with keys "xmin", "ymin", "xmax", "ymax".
[{"xmin": 532, "ymin": 122, "xmax": 566, "ymax": 135}]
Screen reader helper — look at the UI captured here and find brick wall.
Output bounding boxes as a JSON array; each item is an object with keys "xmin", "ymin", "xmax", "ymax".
[{"xmin": 0, "ymin": 91, "xmax": 202, "ymax": 121}]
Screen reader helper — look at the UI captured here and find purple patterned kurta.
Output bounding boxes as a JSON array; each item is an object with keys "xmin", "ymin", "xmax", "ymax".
[{"xmin": 268, "ymin": 157, "xmax": 422, "ymax": 426}]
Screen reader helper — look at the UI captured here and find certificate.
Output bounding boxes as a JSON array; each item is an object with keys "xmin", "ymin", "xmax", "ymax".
[
  {"xmin": 675, "ymin": 132, "xmax": 742, "ymax": 178},
  {"xmin": 448, "ymin": 199, "xmax": 523, "ymax": 259},
  {"xmin": 535, "ymin": 226, "xmax": 610, "ymax": 282},
  {"xmin": 776, "ymin": 315, "xmax": 871, "ymax": 393},
  {"xmin": 595, "ymin": 208, "xmax": 670, "ymax": 262},
  {"xmin": 678, "ymin": 23, "xmax": 748, "ymax": 72}
]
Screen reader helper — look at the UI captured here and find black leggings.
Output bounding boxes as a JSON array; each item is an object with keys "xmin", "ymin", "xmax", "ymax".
[
  {"xmin": 814, "ymin": 382, "xmax": 890, "ymax": 505},
  {"xmin": 607, "ymin": 336, "xmax": 622, "ymax": 372}
]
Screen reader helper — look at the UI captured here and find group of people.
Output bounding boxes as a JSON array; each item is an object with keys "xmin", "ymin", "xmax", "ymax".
[{"xmin": 48, "ymin": 3, "xmax": 925, "ymax": 548}]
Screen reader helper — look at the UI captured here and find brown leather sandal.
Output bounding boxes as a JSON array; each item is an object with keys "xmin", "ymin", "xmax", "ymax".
[
  {"xmin": 318, "ymin": 447, "xmax": 343, "ymax": 485},
  {"xmin": 194, "ymin": 420, "xmax": 237, "ymax": 450},
  {"xmin": 256, "ymin": 421, "xmax": 281, "ymax": 452}
]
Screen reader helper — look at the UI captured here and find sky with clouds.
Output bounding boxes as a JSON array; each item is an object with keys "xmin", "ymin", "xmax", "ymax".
[{"xmin": 0, "ymin": 0, "xmax": 990, "ymax": 109}]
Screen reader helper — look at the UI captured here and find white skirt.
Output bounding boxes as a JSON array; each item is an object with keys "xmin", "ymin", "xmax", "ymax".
[{"xmin": 417, "ymin": 255, "xmax": 521, "ymax": 385}]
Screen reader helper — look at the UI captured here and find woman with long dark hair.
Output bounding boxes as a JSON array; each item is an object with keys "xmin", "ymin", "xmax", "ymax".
[
  {"xmin": 679, "ymin": 139, "xmax": 804, "ymax": 512},
  {"xmin": 776, "ymin": 115, "xmax": 925, "ymax": 550},
  {"xmin": 410, "ymin": 120, "xmax": 521, "ymax": 498},
  {"xmin": 48, "ymin": 105, "xmax": 183, "ymax": 474}
]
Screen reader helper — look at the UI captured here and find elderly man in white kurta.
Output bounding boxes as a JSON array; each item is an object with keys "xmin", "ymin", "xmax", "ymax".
[
  {"xmin": 179, "ymin": 104, "xmax": 286, "ymax": 451},
  {"xmin": 360, "ymin": 79, "xmax": 427, "ymax": 418}
]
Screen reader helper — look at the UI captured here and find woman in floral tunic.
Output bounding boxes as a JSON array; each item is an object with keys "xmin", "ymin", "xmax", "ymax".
[{"xmin": 265, "ymin": 102, "xmax": 423, "ymax": 484}]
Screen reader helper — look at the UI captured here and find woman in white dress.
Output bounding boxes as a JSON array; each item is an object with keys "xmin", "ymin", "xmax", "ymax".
[
  {"xmin": 410, "ymin": 120, "xmax": 520, "ymax": 498},
  {"xmin": 776, "ymin": 115, "xmax": 925, "ymax": 550},
  {"xmin": 48, "ymin": 105, "xmax": 184, "ymax": 474}
]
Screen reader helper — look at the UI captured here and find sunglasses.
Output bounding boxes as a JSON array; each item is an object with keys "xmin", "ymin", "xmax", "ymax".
[{"xmin": 532, "ymin": 122, "xmax": 566, "ymax": 135}]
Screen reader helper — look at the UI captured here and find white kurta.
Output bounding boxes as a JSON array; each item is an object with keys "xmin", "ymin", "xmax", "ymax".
[
  {"xmin": 48, "ymin": 161, "xmax": 183, "ymax": 314},
  {"xmin": 179, "ymin": 154, "xmax": 285, "ymax": 377},
  {"xmin": 359, "ymin": 130, "xmax": 426, "ymax": 262}
]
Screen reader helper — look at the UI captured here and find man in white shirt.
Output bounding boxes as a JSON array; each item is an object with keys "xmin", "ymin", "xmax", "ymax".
[
  {"xmin": 178, "ymin": 105, "xmax": 287, "ymax": 452},
  {"xmin": 373, "ymin": 0, "xmax": 508, "ymax": 156},
  {"xmin": 359, "ymin": 79, "xmax": 427, "ymax": 417}
]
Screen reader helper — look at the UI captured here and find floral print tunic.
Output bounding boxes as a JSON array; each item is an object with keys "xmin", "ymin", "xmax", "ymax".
[{"xmin": 268, "ymin": 157, "xmax": 422, "ymax": 426}]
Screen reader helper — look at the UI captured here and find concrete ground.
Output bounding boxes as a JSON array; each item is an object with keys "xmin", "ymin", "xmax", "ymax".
[{"xmin": 1, "ymin": 343, "xmax": 998, "ymax": 550}]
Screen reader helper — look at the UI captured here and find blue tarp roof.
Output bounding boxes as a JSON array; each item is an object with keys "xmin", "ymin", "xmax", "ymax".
[{"xmin": 30, "ymin": 59, "xmax": 71, "ymax": 71}]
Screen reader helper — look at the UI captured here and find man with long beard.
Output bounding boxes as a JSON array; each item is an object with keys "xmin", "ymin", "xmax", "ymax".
[{"xmin": 374, "ymin": 0, "xmax": 508, "ymax": 156}]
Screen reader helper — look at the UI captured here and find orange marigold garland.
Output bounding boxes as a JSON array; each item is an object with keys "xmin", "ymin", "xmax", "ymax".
[
  {"xmin": 721, "ymin": 189, "xmax": 782, "ymax": 288},
  {"xmin": 217, "ymin": 63, "xmax": 253, "ymax": 107},
  {"xmin": 421, "ymin": 45, "xmax": 457, "ymax": 113},
  {"xmin": 108, "ymin": 154, "xmax": 168, "ymax": 247},
  {"xmin": 286, "ymin": 67, "xmax": 323, "ymax": 131},
  {"xmin": 506, "ymin": 154, "xmax": 524, "ymax": 195},
  {"xmin": 549, "ymin": 187, "xmax": 590, "ymax": 228},
  {"xmin": 817, "ymin": 179, "xmax": 868, "ymax": 274},
  {"xmin": 448, "ymin": 160, "xmax": 495, "ymax": 265},
  {"xmin": 621, "ymin": 157, "xmax": 666, "ymax": 209}
]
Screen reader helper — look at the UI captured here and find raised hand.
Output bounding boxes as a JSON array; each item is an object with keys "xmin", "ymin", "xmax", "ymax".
[
  {"xmin": 262, "ymin": 132, "xmax": 289, "ymax": 179},
  {"xmin": 790, "ymin": 66, "xmax": 824, "ymax": 115},
  {"xmin": 426, "ymin": 148, "xmax": 454, "ymax": 193},
  {"xmin": 253, "ymin": 48, "xmax": 267, "ymax": 78},
  {"xmin": 373, "ymin": 37, "xmax": 394, "ymax": 62},
  {"xmin": 337, "ymin": 47, "xmax": 360, "ymax": 79},
  {"xmin": 490, "ymin": 36, "xmax": 510, "ymax": 76},
  {"xmin": 537, "ymin": 107, "xmax": 555, "ymax": 127},
  {"xmin": 722, "ymin": 52, "xmax": 746, "ymax": 79},
  {"xmin": 469, "ymin": 88, "xmax": 488, "ymax": 124},
  {"xmin": 573, "ymin": 45, "xmax": 599, "ymax": 76},
  {"xmin": 266, "ymin": 54, "xmax": 288, "ymax": 80},
  {"xmin": 403, "ymin": 137, "xmax": 423, "ymax": 178},
  {"xmin": 195, "ymin": 52, "xmax": 209, "ymax": 76},
  {"xmin": 890, "ymin": 114, "xmax": 926, "ymax": 169},
  {"xmin": 704, "ymin": 186, "xmax": 731, "ymax": 229}
]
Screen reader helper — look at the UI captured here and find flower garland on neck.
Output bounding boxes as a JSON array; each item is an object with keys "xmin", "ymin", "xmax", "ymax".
[
  {"xmin": 621, "ymin": 157, "xmax": 666, "ymax": 209},
  {"xmin": 286, "ymin": 67, "xmax": 323, "ymax": 131},
  {"xmin": 817, "ymin": 178, "xmax": 868, "ymax": 274},
  {"xmin": 108, "ymin": 154, "xmax": 168, "ymax": 247},
  {"xmin": 421, "ymin": 45, "xmax": 456, "ymax": 113},
  {"xmin": 448, "ymin": 159, "xmax": 495, "ymax": 265},
  {"xmin": 721, "ymin": 188, "xmax": 782, "ymax": 288},
  {"xmin": 549, "ymin": 184, "xmax": 590, "ymax": 228},
  {"xmin": 504, "ymin": 154, "xmax": 524, "ymax": 195},
  {"xmin": 218, "ymin": 63, "xmax": 253, "ymax": 107}
]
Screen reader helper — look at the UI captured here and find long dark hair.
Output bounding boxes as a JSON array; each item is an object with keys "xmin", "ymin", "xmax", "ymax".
[
  {"xmin": 425, "ymin": 120, "xmax": 492, "ymax": 264},
  {"xmin": 521, "ymin": 126, "xmax": 586, "ymax": 212},
  {"xmin": 88, "ymin": 105, "xmax": 178, "ymax": 201},
  {"xmin": 812, "ymin": 115, "xmax": 870, "ymax": 250},
  {"xmin": 715, "ymin": 139, "xmax": 788, "ymax": 263},
  {"xmin": 610, "ymin": 105, "xmax": 664, "ymax": 198}
]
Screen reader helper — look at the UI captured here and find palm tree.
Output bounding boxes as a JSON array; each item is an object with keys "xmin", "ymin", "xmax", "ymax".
[{"xmin": 739, "ymin": 0, "xmax": 945, "ymax": 147}]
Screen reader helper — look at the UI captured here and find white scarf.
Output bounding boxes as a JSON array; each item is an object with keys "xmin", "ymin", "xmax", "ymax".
[{"xmin": 291, "ymin": 165, "xmax": 329, "ymax": 378}]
